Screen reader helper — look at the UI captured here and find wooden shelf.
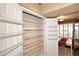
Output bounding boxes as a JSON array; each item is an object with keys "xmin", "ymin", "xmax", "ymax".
[
  {"xmin": 23, "ymin": 35, "xmax": 43, "ymax": 40},
  {"xmin": 0, "ymin": 15, "xmax": 23, "ymax": 25},
  {"xmin": 0, "ymin": 41, "xmax": 23, "ymax": 56},
  {"xmin": 23, "ymin": 20, "xmax": 40, "ymax": 24},
  {"xmin": 23, "ymin": 29, "xmax": 43, "ymax": 31},
  {"xmin": 0, "ymin": 33, "xmax": 23, "ymax": 39}
]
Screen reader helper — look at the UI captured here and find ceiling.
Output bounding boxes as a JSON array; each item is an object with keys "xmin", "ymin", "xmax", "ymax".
[
  {"xmin": 19, "ymin": 3, "xmax": 79, "ymax": 20},
  {"xmin": 19, "ymin": 3, "xmax": 41, "ymax": 14}
]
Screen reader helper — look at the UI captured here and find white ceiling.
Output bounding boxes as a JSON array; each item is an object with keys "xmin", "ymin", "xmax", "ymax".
[
  {"xmin": 19, "ymin": 3, "xmax": 79, "ymax": 19},
  {"xmin": 19, "ymin": 3, "xmax": 41, "ymax": 14},
  {"xmin": 43, "ymin": 3, "xmax": 79, "ymax": 17}
]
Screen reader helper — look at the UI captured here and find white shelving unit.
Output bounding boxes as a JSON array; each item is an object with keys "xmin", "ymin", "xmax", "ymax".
[
  {"xmin": 0, "ymin": 3, "xmax": 44, "ymax": 56},
  {"xmin": 0, "ymin": 3, "xmax": 23, "ymax": 56},
  {"xmin": 23, "ymin": 11, "xmax": 44, "ymax": 56}
]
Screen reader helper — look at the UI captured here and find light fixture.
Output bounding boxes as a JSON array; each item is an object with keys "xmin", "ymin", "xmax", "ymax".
[
  {"xmin": 59, "ymin": 19, "xmax": 64, "ymax": 21},
  {"xmin": 57, "ymin": 15, "xmax": 66, "ymax": 21},
  {"xmin": 38, "ymin": 3, "xmax": 42, "ymax": 6}
]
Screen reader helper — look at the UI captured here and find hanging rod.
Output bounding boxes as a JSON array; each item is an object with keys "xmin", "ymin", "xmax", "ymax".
[{"xmin": 23, "ymin": 11, "xmax": 43, "ymax": 19}]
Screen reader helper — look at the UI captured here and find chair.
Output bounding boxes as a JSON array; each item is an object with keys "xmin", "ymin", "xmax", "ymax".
[
  {"xmin": 58, "ymin": 37, "xmax": 68, "ymax": 55},
  {"xmin": 58, "ymin": 37, "xmax": 68, "ymax": 47}
]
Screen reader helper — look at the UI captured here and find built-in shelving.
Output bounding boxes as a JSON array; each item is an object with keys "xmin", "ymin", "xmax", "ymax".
[
  {"xmin": 0, "ymin": 3, "xmax": 23, "ymax": 56},
  {"xmin": 0, "ymin": 3, "xmax": 44, "ymax": 56},
  {"xmin": 0, "ymin": 16, "xmax": 23, "ymax": 25},
  {"xmin": 0, "ymin": 33, "xmax": 23, "ymax": 39},
  {"xmin": 0, "ymin": 41, "xmax": 23, "ymax": 56},
  {"xmin": 23, "ymin": 11, "xmax": 44, "ymax": 56}
]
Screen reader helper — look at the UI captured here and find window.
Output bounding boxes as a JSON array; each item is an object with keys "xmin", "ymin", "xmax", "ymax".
[
  {"xmin": 58, "ymin": 23, "xmax": 73, "ymax": 39},
  {"xmin": 60, "ymin": 25, "xmax": 63, "ymax": 37},
  {"xmin": 69, "ymin": 23, "xmax": 73, "ymax": 39},
  {"xmin": 74, "ymin": 23, "xmax": 78, "ymax": 39},
  {"xmin": 64, "ymin": 24, "xmax": 68, "ymax": 38}
]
